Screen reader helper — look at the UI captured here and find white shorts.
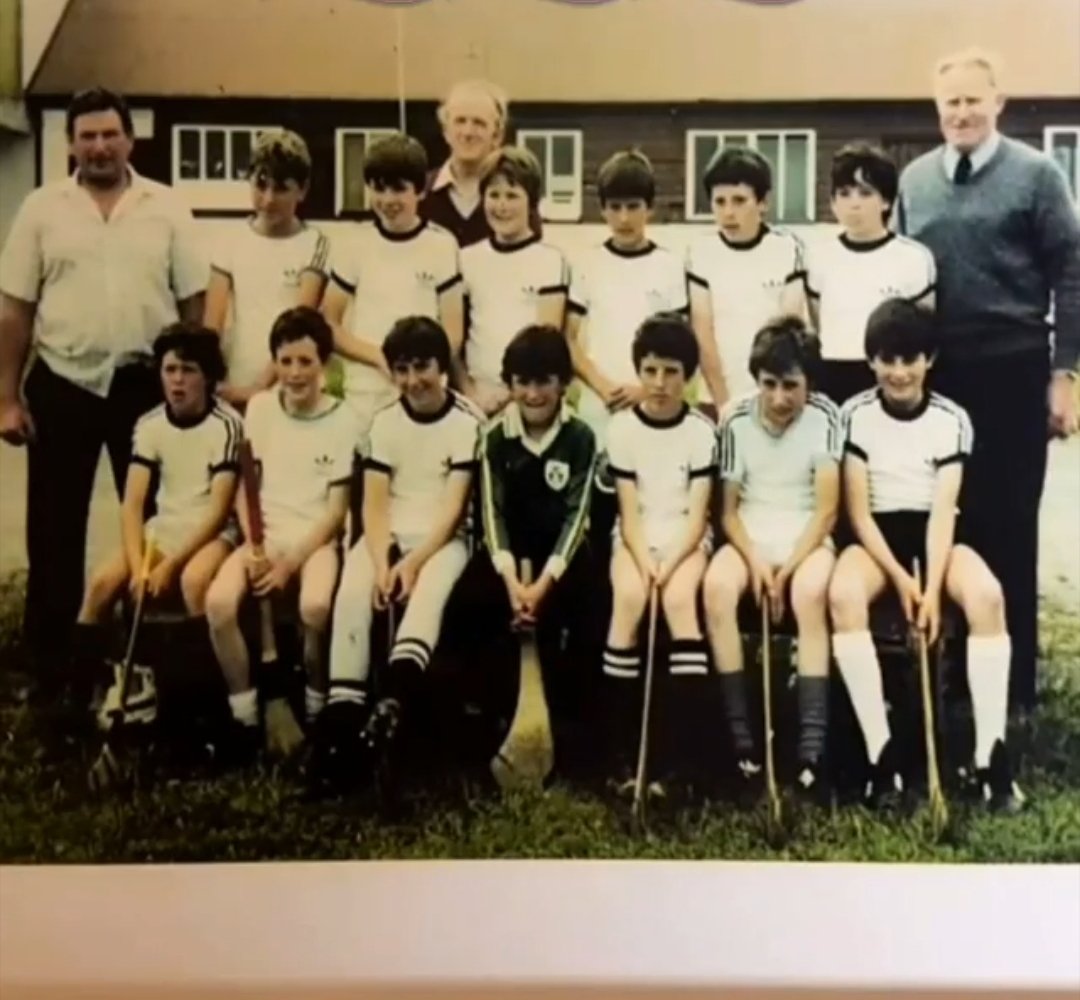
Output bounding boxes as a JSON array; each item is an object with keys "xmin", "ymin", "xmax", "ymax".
[
  {"xmin": 740, "ymin": 509, "xmax": 831, "ymax": 567},
  {"xmin": 144, "ymin": 514, "xmax": 238, "ymax": 558}
]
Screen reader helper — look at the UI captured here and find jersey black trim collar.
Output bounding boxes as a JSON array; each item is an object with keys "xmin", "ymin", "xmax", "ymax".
[
  {"xmin": 488, "ymin": 234, "xmax": 541, "ymax": 254},
  {"xmin": 165, "ymin": 402, "xmax": 214, "ymax": 429},
  {"xmin": 374, "ymin": 217, "xmax": 429, "ymax": 242},
  {"xmin": 878, "ymin": 388, "xmax": 931, "ymax": 421},
  {"xmin": 400, "ymin": 392, "xmax": 455, "ymax": 424},
  {"xmin": 634, "ymin": 401, "xmax": 689, "ymax": 429},
  {"xmin": 840, "ymin": 232, "xmax": 895, "ymax": 253},
  {"xmin": 719, "ymin": 224, "xmax": 770, "ymax": 252},
  {"xmin": 603, "ymin": 238, "xmax": 658, "ymax": 259}
]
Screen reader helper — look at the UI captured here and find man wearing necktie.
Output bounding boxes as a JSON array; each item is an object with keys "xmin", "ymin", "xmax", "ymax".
[{"xmin": 895, "ymin": 48, "xmax": 1080, "ymax": 716}]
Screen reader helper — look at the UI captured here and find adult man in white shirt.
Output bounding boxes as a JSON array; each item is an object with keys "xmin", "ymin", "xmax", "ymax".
[{"xmin": 0, "ymin": 88, "xmax": 208, "ymax": 693}]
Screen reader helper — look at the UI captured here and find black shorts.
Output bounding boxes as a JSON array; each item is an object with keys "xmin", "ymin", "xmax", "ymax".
[{"xmin": 873, "ymin": 511, "xmax": 929, "ymax": 576}]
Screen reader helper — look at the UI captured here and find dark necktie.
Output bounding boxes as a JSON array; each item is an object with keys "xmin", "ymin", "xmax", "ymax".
[{"xmin": 954, "ymin": 153, "xmax": 973, "ymax": 185}]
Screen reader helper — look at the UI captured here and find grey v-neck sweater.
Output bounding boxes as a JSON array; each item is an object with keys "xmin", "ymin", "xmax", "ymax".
[{"xmin": 896, "ymin": 136, "xmax": 1080, "ymax": 371}]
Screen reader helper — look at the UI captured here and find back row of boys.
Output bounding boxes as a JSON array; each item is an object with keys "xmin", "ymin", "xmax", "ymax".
[{"xmin": 82, "ymin": 127, "xmax": 1021, "ymax": 810}]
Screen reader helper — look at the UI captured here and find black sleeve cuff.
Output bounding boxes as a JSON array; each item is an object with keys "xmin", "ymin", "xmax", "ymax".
[
  {"xmin": 844, "ymin": 441, "xmax": 868, "ymax": 460},
  {"xmin": 935, "ymin": 452, "xmax": 967, "ymax": 468},
  {"xmin": 364, "ymin": 458, "xmax": 391, "ymax": 474},
  {"xmin": 567, "ymin": 300, "xmax": 587, "ymax": 316},
  {"xmin": 689, "ymin": 464, "xmax": 717, "ymax": 479},
  {"xmin": 210, "ymin": 461, "xmax": 239, "ymax": 474},
  {"xmin": 331, "ymin": 271, "xmax": 357, "ymax": 295},
  {"xmin": 131, "ymin": 455, "xmax": 159, "ymax": 469},
  {"xmin": 609, "ymin": 465, "xmax": 635, "ymax": 480},
  {"xmin": 537, "ymin": 283, "xmax": 568, "ymax": 295},
  {"xmin": 688, "ymin": 272, "xmax": 709, "ymax": 289},
  {"xmin": 436, "ymin": 273, "xmax": 462, "ymax": 294}
]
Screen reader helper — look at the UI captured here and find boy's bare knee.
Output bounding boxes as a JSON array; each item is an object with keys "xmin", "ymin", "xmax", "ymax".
[
  {"xmin": 661, "ymin": 584, "xmax": 695, "ymax": 621},
  {"xmin": 703, "ymin": 572, "xmax": 739, "ymax": 615},
  {"xmin": 205, "ymin": 582, "xmax": 240, "ymax": 628},
  {"xmin": 299, "ymin": 595, "xmax": 331, "ymax": 632},
  {"xmin": 792, "ymin": 578, "xmax": 828, "ymax": 623},
  {"xmin": 969, "ymin": 577, "xmax": 1006, "ymax": 631},
  {"xmin": 828, "ymin": 577, "xmax": 865, "ymax": 631}
]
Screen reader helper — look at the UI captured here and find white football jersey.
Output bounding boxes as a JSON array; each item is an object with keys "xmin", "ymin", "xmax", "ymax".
[
  {"xmin": 211, "ymin": 221, "xmax": 330, "ymax": 388},
  {"xmin": 842, "ymin": 389, "xmax": 973, "ymax": 513},
  {"xmin": 461, "ymin": 236, "xmax": 567, "ymax": 387},
  {"xmin": 329, "ymin": 219, "xmax": 461, "ymax": 396},
  {"xmin": 132, "ymin": 400, "xmax": 243, "ymax": 545},
  {"xmin": 366, "ymin": 391, "xmax": 482, "ymax": 545},
  {"xmin": 606, "ymin": 404, "xmax": 717, "ymax": 554},
  {"xmin": 244, "ymin": 388, "xmax": 361, "ymax": 546},
  {"xmin": 806, "ymin": 233, "xmax": 936, "ymax": 361},
  {"xmin": 686, "ymin": 226, "xmax": 804, "ymax": 399}
]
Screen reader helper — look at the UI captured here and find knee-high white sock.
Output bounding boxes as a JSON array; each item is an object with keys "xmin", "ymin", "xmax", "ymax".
[
  {"xmin": 228, "ymin": 688, "xmax": 258, "ymax": 727},
  {"xmin": 832, "ymin": 630, "xmax": 890, "ymax": 764},
  {"xmin": 967, "ymin": 634, "xmax": 1011, "ymax": 769}
]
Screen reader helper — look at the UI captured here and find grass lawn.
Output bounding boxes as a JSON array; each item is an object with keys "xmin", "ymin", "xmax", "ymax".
[{"xmin": 1, "ymin": 570, "xmax": 1077, "ymax": 864}]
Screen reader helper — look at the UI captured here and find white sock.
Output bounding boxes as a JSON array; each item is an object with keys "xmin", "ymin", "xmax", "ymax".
[
  {"xmin": 228, "ymin": 689, "xmax": 258, "ymax": 727},
  {"xmin": 305, "ymin": 686, "xmax": 327, "ymax": 723},
  {"xmin": 967, "ymin": 634, "xmax": 1011, "ymax": 768},
  {"xmin": 833, "ymin": 630, "xmax": 890, "ymax": 763}
]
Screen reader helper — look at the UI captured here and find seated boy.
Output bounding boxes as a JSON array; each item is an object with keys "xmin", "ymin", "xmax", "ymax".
[
  {"xmin": 73, "ymin": 323, "xmax": 242, "ymax": 713},
  {"xmin": 469, "ymin": 324, "xmax": 598, "ymax": 770},
  {"xmin": 320, "ymin": 133, "xmax": 463, "ymax": 450},
  {"xmin": 313, "ymin": 315, "xmax": 482, "ymax": 790},
  {"xmin": 603, "ymin": 313, "xmax": 717, "ymax": 780},
  {"xmin": 566, "ymin": 150, "xmax": 688, "ymax": 441},
  {"xmin": 704, "ymin": 317, "xmax": 840, "ymax": 801},
  {"xmin": 460, "ymin": 147, "xmax": 568, "ymax": 416},
  {"xmin": 805, "ymin": 142, "xmax": 936, "ymax": 405},
  {"xmin": 687, "ymin": 147, "xmax": 805, "ymax": 410},
  {"xmin": 829, "ymin": 298, "xmax": 1022, "ymax": 813},
  {"xmin": 204, "ymin": 128, "xmax": 330, "ymax": 410},
  {"xmin": 205, "ymin": 307, "xmax": 359, "ymax": 758}
]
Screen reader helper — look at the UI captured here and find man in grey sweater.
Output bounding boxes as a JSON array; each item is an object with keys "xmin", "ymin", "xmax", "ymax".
[{"xmin": 896, "ymin": 48, "xmax": 1080, "ymax": 714}]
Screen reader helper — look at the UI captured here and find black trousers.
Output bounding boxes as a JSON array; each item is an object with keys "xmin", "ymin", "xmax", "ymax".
[
  {"xmin": 22, "ymin": 359, "xmax": 161, "ymax": 666},
  {"xmin": 935, "ymin": 349, "xmax": 1050, "ymax": 712}
]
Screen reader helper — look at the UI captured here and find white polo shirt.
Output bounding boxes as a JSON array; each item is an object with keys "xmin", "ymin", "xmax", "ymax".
[{"xmin": 0, "ymin": 168, "xmax": 208, "ymax": 397}]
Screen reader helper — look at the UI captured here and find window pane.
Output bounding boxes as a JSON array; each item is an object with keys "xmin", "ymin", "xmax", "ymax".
[
  {"xmin": 522, "ymin": 136, "xmax": 547, "ymax": 197},
  {"xmin": 205, "ymin": 129, "xmax": 226, "ymax": 180},
  {"xmin": 342, "ymin": 133, "xmax": 367, "ymax": 213},
  {"xmin": 178, "ymin": 129, "xmax": 201, "ymax": 180},
  {"xmin": 755, "ymin": 135, "xmax": 780, "ymax": 222},
  {"xmin": 782, "ymin": 134, "xmax": 810, "ymax": 222},
  {"xmin": 551, "ymin": 135, "xmax": 575, "ymax": 177},
  {"xmin": 694, "ymin": 134, "xmax": 720, "ymax": 216},
  {"xmin": 722, "ymin": 133, "xmax": 749, "ymax": 149},
  {"xmin": 231, "ymin": 130, "xmax": 253, "ymax": 180},
  {"xmin": 1051, "ymin": 133, "xmax": 1078, "ymax": 199}
]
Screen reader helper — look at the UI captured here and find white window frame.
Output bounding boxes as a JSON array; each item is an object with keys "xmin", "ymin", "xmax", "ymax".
[
  {"xmin": 334, "ymin": 127, "xmax": 399, "ymax": 216},
  {"xmin": 684, "ymin": 129, "xmax": 817, "ymax": 223},
  {"xmin": 517, "ymin": 129, "xmax": 584, "ymax": 223},
  {"xmin": 171, "ymin": 124, "xmax": 275, "ymax": 211},
  {"xmin": 1044, "ymin": 125, "xmax": 1080, "ymax": 202}
]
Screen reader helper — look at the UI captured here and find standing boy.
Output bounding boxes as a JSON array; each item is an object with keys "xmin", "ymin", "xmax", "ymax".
[
  {"xmin": 314, "ymin": 316, "xmax": 481, "ymax": 790},
  {"xmin": 805, "ymin": 142, "xmax": 935, "ymax": 404},
  {"xmin": 829, "ymin": 299, "xmax": 1022, "ymax": 812},
  {"xmin": 704, "ymin": 317, "xmax": 840, "ymax": 800},
  {"xmin": 603, "ymin": 313, "xmax": 717, "ymax": 779},
  {"xmin": 204, "ymin": 129, "xmax": 330, "ymax": 410},
  {"xmin": 687, "ymin": 147, "xmax": 805, "ymax": 410},
  {"xmin": 320, "ymin": 133, "xmax": 463, "ymax": 449},
  {"xmin": 205, "ymin": 307, "xmax": 358, "ymax": 757},
  {"xmin": 460, "ymin": 147, "xmax": 568, "ymax": 416},
  {"xmin": 566, "ymin": 150, "xmax": 688, "ymax": 440},
  {"xmin": 73, "ymin": 324, "xmax": 242, "ymax": 714}
]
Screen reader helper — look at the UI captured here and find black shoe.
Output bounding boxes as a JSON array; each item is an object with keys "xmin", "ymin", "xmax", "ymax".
[
  {"xmin": 864, "ymin": 739, "xmax": 904, "ymax": 810},
  {"xmin": 308, "ymin": 698, "xmax": 373, "ymax": 793},
  {"xmin": 214, "ymin": 719, "xmax": 260, "ymax": 770},
  {"xmin": 794, "ymin": 757, "xmax": 829, "ymax": 806},
  {"xmin": 734, "ymin": 756, "xmax": 764, "ymax": 807},
  {"xmin": 360, "ymin": 697, "xmax": 405, "ymax": 795},
  {"xmin": 977, "ymin": 740, "xmax": 1026, "ymax": 815}
]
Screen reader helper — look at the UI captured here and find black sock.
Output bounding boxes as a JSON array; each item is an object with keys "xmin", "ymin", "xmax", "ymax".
[
  {"xmin": 797, "ymin": 675, "xmax": 829, "ymax": 763},
  {"xmin": 669, "ymin": 637, "xmax": 708, "ymax": 677},
  {"xmin": 603, "ymin": 657, "xmax": 642, "ymax": 772},
  {"xmin": 602, "ymin": 644, "xmax": 641, "ymax": 679},
  {"xmin": 70, "ymin": 622, "xmax": 111, "ymax": 696},
  {"xmin": 719, "ymin": 671, "xmax": 755, "ymax": 758},
  {"xmin": 381, "ymin": 656, "xmax": 425, "ymax": 709},
  {"xmin": 328, "ymin": 679, "xmax": 369, "ymax": 710}
]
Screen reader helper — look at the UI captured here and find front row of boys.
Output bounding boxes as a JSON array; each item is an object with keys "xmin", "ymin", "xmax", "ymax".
[{"xmin": 78, "ymin": 289, "xmax": 1022, "ymax": 813}]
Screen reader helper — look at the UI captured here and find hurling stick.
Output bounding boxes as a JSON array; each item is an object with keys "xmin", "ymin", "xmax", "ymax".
[
  {"xmin": 238, "ymin": 439, "xmax": 304, "ymax": 758},
  {"xmin": 912, "ymin": 558, "xmax": 949, "ymax": 835},
  {"xmin": 490, "ymin": 559, "xmax": 554, "ymax": 791}
]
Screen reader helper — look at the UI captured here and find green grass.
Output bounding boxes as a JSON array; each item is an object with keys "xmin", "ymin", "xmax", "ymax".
[{"xmin": 1, "ymin": 571, "xmax": 1078, "ymax": 864}]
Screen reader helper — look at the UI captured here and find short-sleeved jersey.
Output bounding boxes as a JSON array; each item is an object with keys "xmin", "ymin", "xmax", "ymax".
[
  {"xmin": 686, "ymin": 226, "xmax": 804, "ymax": 399},
  {"xmin": 606, "ymin": 404, "xmax": 718, "ymax": 552},
  {"xmin": 244, "ymin": 388, "xmax": 360, "ymax": 541},
  {"xmin": 841, "ymin": 389, "xmax": 973, "ymax": 514},
  {"xmin": 568, "ymin": 239, "xmax": 688, "ymax": 385},
  {"xmin": 461, "ymin": 236, "xmax": 567, "ymax": 386},
  {"xmin": 211, "ymin": 221, "xmax": 330, "ymax": 388},
  {"xmin": 720, "ymin": 391, "xmax": 841, "ymax": 518},
  {"xmin": 366, "ymin": 391, "xmax": 482, "ymax": 543},
  {"xmin": 131, "ymin": 400, "xmax": 243, "ymax": 535},
  {"xmin": 805, "ymin": 233, "xmax": 936, "ymax": 361},
  {"xmin": 329, "ymin": 219, "xmax": 461, "ymax": 394}
]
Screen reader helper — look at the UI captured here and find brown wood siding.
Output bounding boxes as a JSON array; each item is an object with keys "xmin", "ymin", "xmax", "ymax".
[{"xmin": 27, "ymin": 96, "xmax": 1080, "ymax": 222}]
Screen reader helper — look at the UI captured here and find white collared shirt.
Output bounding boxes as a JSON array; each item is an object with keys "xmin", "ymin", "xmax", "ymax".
[
  {"xmin": 432, "ymin": 159, "xmax": 482, "ymax": 219},
  {"xmin": 0, "ymin": 168, "xmax": 209, "ymax": 397},
  {"xmin": 942, "ymin": 130, "xmax": 1002, "ymax": 181}
]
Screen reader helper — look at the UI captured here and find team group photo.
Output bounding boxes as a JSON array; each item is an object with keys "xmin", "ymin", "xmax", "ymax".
[{"xmin": 0, "ymin": 0, "xmax": 1077, "ymax": 863}]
